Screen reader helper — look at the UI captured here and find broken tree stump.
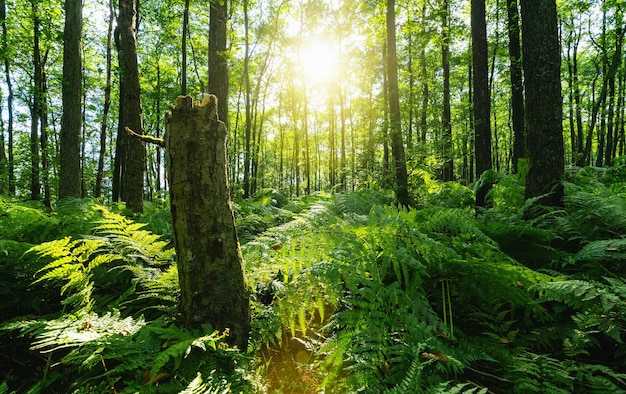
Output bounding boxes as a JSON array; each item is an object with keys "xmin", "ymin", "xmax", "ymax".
[{"xmin": 166, "ymin": 95, "xmax": 250, "ymax": 349}]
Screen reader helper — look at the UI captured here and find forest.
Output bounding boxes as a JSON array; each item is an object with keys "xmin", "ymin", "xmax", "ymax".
[{"xmin": 1, "ymin": 0, "xmax": 626, "ymax": 392}]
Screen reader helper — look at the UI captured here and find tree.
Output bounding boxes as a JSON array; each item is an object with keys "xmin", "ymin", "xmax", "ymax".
[
  {"xmin": 472, "ymin": 0, "xmax": 492, "ymax": 207},
  {"xmin": 59, "ymin": 0, "xmax": 82, "ymax": 199},
  {"xmin": 441, "ymin": 0, "xmax": 453, "ymax": 182},
  {"xmin": 30, "ymin": 1, "xmax": 42, "ymax": 202},
  {"xmin": 209, "ymin": 0, "xmax": 229, "ymax": 127},
  {"xmin": 95, "ymin": 0, "xmax": 114, "ymax": 198},
  {"xmin": 114, "ymin": 0, "xmax": 145, "ymax": 213},
  {"xmin": 520, "ymin": 0, "xmax": 564, "ymax": 206},
  {"xmin": 0, "ymin": 0, "xmax": 13, "ymax": 196},
  {"xmin": 386, "ymin": 0, "xmax": 409, "ymax": 206},
  {"xmin": 506, "ymin": 0, "xmax": 525, "ymax": 172},
  {"xmin": 167, "ymin": 95, "xmax": 250, "ymax": 349}
]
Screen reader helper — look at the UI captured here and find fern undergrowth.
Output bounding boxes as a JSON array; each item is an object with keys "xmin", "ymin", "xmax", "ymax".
[{"xmin": 3, "ymin": 163, "xmax": 626, "ymax": 393}]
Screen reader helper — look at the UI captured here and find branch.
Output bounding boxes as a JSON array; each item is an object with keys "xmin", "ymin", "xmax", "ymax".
[{"xmin": 125, "ymin": 127, "xmax": 165, "ymax": 148}]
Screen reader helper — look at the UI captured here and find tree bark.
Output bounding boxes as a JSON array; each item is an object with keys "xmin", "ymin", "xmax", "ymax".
[
  {"xmin": 386, "ymin": 0, "xmax": 410, "ymax": 206},
  {"xmin": 30, "ymin": 2, "xmax": 42, "ymax": 201},
  {"xmin": 59, "ymin": 0, "xmax": 83, "ymax": 199},
  {"xmin": 114, "ymin": 0, "xmax": 145, "ymax": 213},
  {"xmin": 0, "ymin": 0, "xmax": 13, "ymax": 195},
  {"xmin": 520, "ymin": 0, "xmax": 564, "ymax": 207},
  {"xmin": 208, "ymin": 0, "xmax": 229, "ymax": 128},
  {"xmin": 441, "ymin": 0, "xmax": 454, "ymax": 182},
  {"xmin": 472, "ymin": 0, "xmax": 493, "ymax": 206},
  {"xmin": 506, "ymin": 0, "xmax": 525, "ymax": 172},
  {"xmin": 95, "ymin": 0, "xmax": 114, "ymax": 198},
  {"xmin": 167, "ymin": 95, "xmax": 250, "ymax": 350}
]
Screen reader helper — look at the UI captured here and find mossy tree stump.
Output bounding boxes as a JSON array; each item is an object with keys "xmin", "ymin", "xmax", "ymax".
[{"xmin": 166, "ymin": 95, "xmax": 250, "ymax": 349}]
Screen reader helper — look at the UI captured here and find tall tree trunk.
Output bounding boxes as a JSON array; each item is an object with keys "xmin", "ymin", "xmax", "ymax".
[
  {"xmin": 605, "ymin": 21, "xmax": 623, "ymax": 166},
  {"xmin": 382, "ymin": 42, "xmax": 390, "ymax": 174},
  {"xmin": 0, "ymin": 95, "xmax": 4, "ymax": 194},
  {"xmin": 181, "ymin": 0, "xmax": 190, "ymax": 95},
  {"xmin": 441, "ymin": 0, "xmax": 454, "ymax": 181},
  {"xmin": 30, "ymin": 2, "xmax": 41, "ymax": 201},
  {"xmin": 40, "ymin": 68, "xmax": 50, "ymax": 207},
  {"xmin": 520, "ymin": 0, "xmax": 564, "ymax": 207},
  {"xmin": 407, "ymin": 34, "xmax": 415, "ymax": 150},
  {"xmin": 339, "ymin": 84, "xmax": 346, "ymax": 190},
  {"xmin": 95, "ymin": 0, "xmax": 114, "ymax": 198},
  {"xmin": 208, "ymin": 0, "xmax": 229, "ymax": 128},
  {"xmin": 386, "ymin": 0, "xmax": 410, "ymax": 206},
  {"xmin": 472, "ymin": 0, "xmax": 492, "ymax": 206},
  {"xmin": 506, "ymin": 0, "xmax": 525, "ymax": 172},
  {"xmin": 0, "ymin": 0, "xmax": 12, "ymax": 195},
  {"xmin": 419, "ymin": 48, "xmax": 429, "ymax": 144},
  {"xmin": 243, "ymin": 0, "xmax": 251, "ymax": 198},
  {"xmin": 115, "ymin": 0, "xmax": 145, "ymax": 213},
  {"xmin": 60, "ymin": 0, "xmax": 83, "ymax": 199},
  {"xmin": 167, "ymin": 95, "xmax": 250, "ymax": 350}
]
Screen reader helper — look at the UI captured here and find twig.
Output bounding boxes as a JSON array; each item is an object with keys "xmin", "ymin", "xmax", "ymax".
[
  {"xmin": 465, "ymin": 366, "xmax": 514, "ymax": 384},
  {"xmin": 125, "ymin": 127, "xmax": 166, "ymax": 148}
]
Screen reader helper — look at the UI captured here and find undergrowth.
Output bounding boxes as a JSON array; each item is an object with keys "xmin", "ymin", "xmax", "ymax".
[{"xmin": 2, "ymin": 163, "xmax": 626, "ymax": 392}]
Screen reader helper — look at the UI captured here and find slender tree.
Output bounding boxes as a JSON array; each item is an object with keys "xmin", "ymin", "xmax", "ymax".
[
  {"xmin": 386, "ymin": 0, "xmax": 410, "ymax": 206},
  {"xmin": 0, "ymin": 0, "xmax": 12, "ymax": 195},
  {"xmin": 441, "ymin": 0, "xmax": 453, "ymax": 181},
  {"xmin": 208, "ymin": 0, "xmax": 229, "ymax": 127},
  {"xmin": 506, "ymin": 0, "xmax": 525, "ymax": 172},
  {"xmin": 520, "ymin": 0, "xmax": 564, "ymax": 206},
  {"xmin": 59, "ymin": 0, "xmax": 83, "ymax": 199},
  {"xmin": 181, "ymin": 0, "xmax": 190, "ymax": 95},
  {"xmin": 95, "ymin": 0, "xmax": 114, "ymax": 198},
  {"xmin": 30, "ymin": 1, "xmax": 42, "ymax": 201}
]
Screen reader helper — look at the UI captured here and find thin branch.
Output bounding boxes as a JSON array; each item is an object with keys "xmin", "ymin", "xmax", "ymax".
[{"xmin": 125, "ymin": 127, "xmax": 165, "ymax": 148}]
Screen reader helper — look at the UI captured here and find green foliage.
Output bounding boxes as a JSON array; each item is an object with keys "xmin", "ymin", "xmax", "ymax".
[
  {"xmin": 27, "ymin": 205, "xmax": 177, "ymax": 316},
  {"xmin": 5, "ymin": 168, "xmax": 626, "ymax": 393},
  {"xmin": 3, "ymin": 314, "xmax": 251, "ymax": 393},
  {"xmin": 510, "ymin": 351, "xmax": 626, "ymax": 393},
  {"xmin": 1, "ymin": 201, "xmax": 256, "ymax": 393},
  {"xmin": 530, "ymin": 278, "xmax": 626, "ymax": 357}
]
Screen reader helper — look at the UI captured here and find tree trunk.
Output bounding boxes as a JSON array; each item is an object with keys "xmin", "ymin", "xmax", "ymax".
[
  {"xmin": 0, "ymin": 0, "xmax": 13, "ymax": 195},
  {"xmin": 167, "ymin": 95, "xmax": 250, "ymax": 350},
  {"xmin": 95, "ymin": 0, "xmax": 114, "ymax": 198},
  {"xmin": 243, "ymin": 0, "xmax": 251, "ymax": 198},
  {"xmin": 386, "ymin": 0, "xmax": 410, "ymax": 206},
  {"xmin": 506, "ymin": 0, "xmax": 525, "ymax": 172},
  {"xmin": 208, "ymin": 0, "xmax": 229, "ymax": 128},
  {"xmin": 114, "ymin": 0, "xmax": 145, "ymax": 213},
  {"xmin": 441, "ymin": 0, "xmax": 454, "ymax": 182},
  {"xmin": 59, "ymin": 0, "xmax": 83, "ymax": 199},
  {"xmin": 472, "ymin": 0, "xmax": 492, "ymax": 206},
  {"xmin": 520, "ymin": 0, "xmax": 564, "ymax": 207},
  {"xmin": 30, "ymin": 2, "xmax": 41, "ymax": 201},
  {"xmin": 181, "ymin": 0, "xmax": 190, "ymax": 95}
]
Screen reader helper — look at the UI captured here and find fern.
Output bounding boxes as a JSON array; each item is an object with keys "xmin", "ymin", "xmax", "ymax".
[
  {"xmin": 530, "ymin": 278, "xmax": 626, "ymax": 356},
  {"xmin": 93, "ymin": 205, "xmax": 174, "ymax": 267},
  {"xmin": 30, "ymin": 237, "xmax": 120, "ymax": 312}
]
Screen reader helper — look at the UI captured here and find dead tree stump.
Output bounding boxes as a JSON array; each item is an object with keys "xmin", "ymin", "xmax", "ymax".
[{"xmin": 166, "ymin": 95, "xmax": 250, "ymax": 349}]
